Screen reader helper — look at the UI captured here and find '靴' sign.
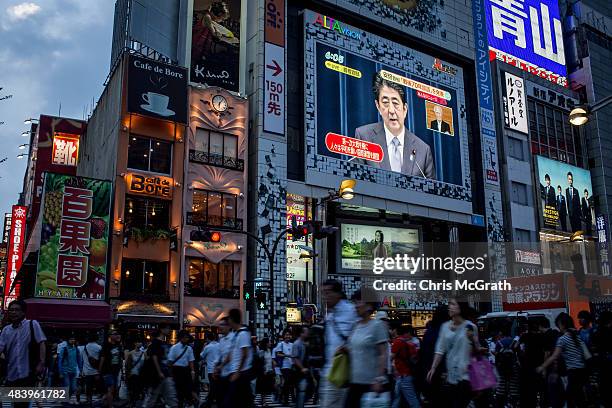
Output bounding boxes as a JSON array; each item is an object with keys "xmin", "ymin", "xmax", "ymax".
[
  {"xmin": 126, "ymin": 173, "xmax": 173, "ymax": 199},
  {"xmin": 3, "ymin": 205, "xmax": 27, "ymax": 309},
  {"xmin": 325, "ymin": 132, "xmax": 384, "ymax": 163}
]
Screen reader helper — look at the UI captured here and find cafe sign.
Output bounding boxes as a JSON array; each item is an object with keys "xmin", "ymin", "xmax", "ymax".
[{"xmin": 126, "ymin": 173, "xmax": 173, "ymax": 199}]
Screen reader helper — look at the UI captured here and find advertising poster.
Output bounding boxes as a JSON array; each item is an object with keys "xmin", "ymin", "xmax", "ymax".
[
  {"xmin": 127, "ymin": 55, "xmax": 188, "ymax": 124},
  {"xmin": 537, "ymin": 156, "xmax": 594, "ymax": 234},
  {"xmin": 3, "ymin": 205, "xmax": 27, "ymax": 309},
  {"xmin": 484, "ymin": 0, "xmax": 567, "ymax": 86},
  {"xmin": 306, "ymin": 12, "xmax": 467, "ymax": 187},
  {"xmin": 191, "ymin": 0, "xmax": 241, "ymax": 92},
  {"xmin": 340, "ymin": 223, "xmax": 419, "ymax": 271},
  {"xmin": 502, "ymin": 273, "xmax": 566, "ymax": 311},
  {"xmin": 286, "ymin": 194, "xmax": 312, "ymax": 282},
  {"xmin": 35, "ymin": 174, "xmax": 112, "ymax": 300},
  {"xmin": 502, "ymin": 72, "xmax": 528, "ymax": 134},
  {"xmin": 263, "ymin": 0, "xmax": 285, "ymax": 135}
]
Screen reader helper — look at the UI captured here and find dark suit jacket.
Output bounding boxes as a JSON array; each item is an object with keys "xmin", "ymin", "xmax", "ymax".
[
  {"xmin": 557, "ymin": 195, "xmax": 567, "ymax": 218},
  {"xmin": 354, "ymin": 122, "xmax": 436, "ymax": 179},
  {"xmin": 581, "ymin": 198, "xmax": 590, "ymax": 219},
  {"xmin": 430, "ymin": 120, "xmax": 451, "ymax": 134},
  {"xmin": 541, "ymin": 184, "xmax": 556, "ymax": 207},
  {"xmin": 566, "ymin": 187, "xmax": 582, "ymax": 220}
]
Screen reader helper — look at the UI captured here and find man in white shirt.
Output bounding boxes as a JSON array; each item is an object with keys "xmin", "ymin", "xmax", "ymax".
[
  {"xmin": 355, "ymin": 72, "xmax": 435, "ymax": 179},
  {"xmin": 277, "ymin": 330, "xmax": 294, "ymax": 405},
  {"xmin": 200, "ymin": 332, "xmax": 221, "ymax": 408},
  {"xmin": 220, "ymin": 309, "xmax": 253, "ymax": 407},
  {"xmin": 320, "ymin": 280, "xmax": 358, "ymax": 408},
  {"xmin": 168, "ymin": 330, "xmax": 196, "ymax": 408},
  {"xmin": 0, "ymin": 300, "xmax": 47, "ymax": 408}
]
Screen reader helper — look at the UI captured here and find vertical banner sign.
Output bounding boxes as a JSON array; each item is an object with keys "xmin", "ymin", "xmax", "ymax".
[
  {"xmin": 35, "ymin": 174, "xmax": 112, "ymax": 300},
  {"xmin": 3, "ymin": 205, "xmax": 27, "ymax": 309},
  {"xmin": 263, "ymin": 0, "xmax": 285, "ymax": 135},
  {"xmin": 502, "ymin": 72, "xmax": 528, "ymax": 134},
  {"xmin": 2, "ymin": 213, "xmax": 12, "ymax": 243},
  {"xmin": 473, "ymin": 0, "xmax": 500, "ymax": 187},
  {"xmin": 596, "ymin": 215, "xmax": 610, "ymax": 276}
]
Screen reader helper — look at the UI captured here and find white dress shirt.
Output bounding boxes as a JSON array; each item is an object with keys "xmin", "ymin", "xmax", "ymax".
[
  {"xmin": 167, "ymin": 343, "xmax": 195, "ymax": 367},
  {"xmin": 200, "ymin": 341, "xmax": 221, "ymax": 375},
  {"xmin": 384, "ymin": 125, "xmax": 405, "ymax": 173}
]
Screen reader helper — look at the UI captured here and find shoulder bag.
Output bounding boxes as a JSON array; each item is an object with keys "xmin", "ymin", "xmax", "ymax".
[{"xmin": 327, "ymin": 316, "xmax": 353, "ymax": 388}]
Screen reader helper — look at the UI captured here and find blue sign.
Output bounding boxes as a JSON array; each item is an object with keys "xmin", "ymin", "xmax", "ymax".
[
  {"xmin": 484, "ymin": 0, "xmax": 567, "ymax": 86},
  {"xmin": 473, "ymin": 0, "xmax": 494, "ymax": 111},
  {"xmin": 472, "ymin": 214, "xmax": 486, "ymax": 227}
]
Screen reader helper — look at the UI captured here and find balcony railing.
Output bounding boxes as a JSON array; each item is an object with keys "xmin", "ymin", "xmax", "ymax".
[
  {"xmin": 186, "ymin": 212, "xmax": 243, "ymax": 230},
  {"xmin": 189, "ymin": 150, "xmax": 244, "ymax": 171}
]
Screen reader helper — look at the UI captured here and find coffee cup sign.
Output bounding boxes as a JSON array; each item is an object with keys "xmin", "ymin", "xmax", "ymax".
[{"xmin": 127, "ymin": 173, "xmax": 173, "ymax": 199}]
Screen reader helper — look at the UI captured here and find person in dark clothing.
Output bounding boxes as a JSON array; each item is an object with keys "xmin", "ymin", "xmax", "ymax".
[
  {"xmin": 557, "ymin": 185, "xmax": 568, "ymax": 231},
  {"xmin": 566, "ymin": 172, "xmax": 582, "ymax": 232},
  {"xmin": 592, "ymin": 311, "xmax": 612, "ymax": 408},
  {"xmin": 418, "ymin": 305, "xmax": 448, "ymax": 408},
  {"xmin": 142, "ymin": 325, "xmax": 177, "ymax": 408},
  {"xmin": 519, "ymin": 320, "xmax": 549, "ymax": 408},
  {"xmin": 542, "ymin": 174, "xmax": 556, "ymax": 207},
  {"xmin": 98, "ymin": 331, "xmax": 123, "ymax": 408}
]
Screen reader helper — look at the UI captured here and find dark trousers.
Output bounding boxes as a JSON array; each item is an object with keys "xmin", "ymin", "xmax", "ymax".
[
  {"xmin": 205, "ymin": 373, "xmax": 218, "ymax": 407},
  {"xmin": 280, "ymin": 368, "xmax": 294, "ymax": 403},
  {"xmin": 6, "ymin": 376, "xmax": 36, "ymax": 408},
  {"xmin": 566, "ymin": 368, "xmax": 588, "ymax": 408},
  {"xmin": 222, "ymin": 372, "xmax": 253, "ymax": 408},
  {"xmin": 345, "ymin": 383, "xmax": 371, "ymax": 408},
  {"xmin": 172, "ymin": 366, "xmax": 193, "ymax": 407}
]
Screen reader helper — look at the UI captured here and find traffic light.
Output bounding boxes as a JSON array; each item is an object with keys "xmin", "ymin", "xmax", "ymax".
[
  {"xmin": 289, "ymin": 216, "xmax": 312, "ymax": 241},
  {"xmin": 310, "ymin": 220, "xmax": 339, "ymax": 239},
  {"xmin": 255, "ymin": 289, "xmax": 268, "ymax": 310},
  {"xmin": 190, "ymin": 229, "xmax": 222, "ymax": 242}
]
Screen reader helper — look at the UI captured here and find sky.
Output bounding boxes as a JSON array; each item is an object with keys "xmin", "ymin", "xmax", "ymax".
[{"xmin": 0, "ymin": 0, "xmax": 114, "ymax": 218}]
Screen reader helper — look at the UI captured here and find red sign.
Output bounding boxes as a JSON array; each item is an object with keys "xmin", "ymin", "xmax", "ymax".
[
  {"xmin": 416, "ymin": 91, "xmax": 448, "ymax": 106},
  {"xmin": 3, "ymin": 205, "xmax": 27, "ymax": 309},
  {"xmin": 502, "ymin": 273, "xmax": 566, "ymax": 311},
  {"xmin": 52, "ymin": 133, "xmax": 80, "ymax": 166},
  {"xmin": 325, "ymin": 132, "xmax": 384, "ymax": 163}
]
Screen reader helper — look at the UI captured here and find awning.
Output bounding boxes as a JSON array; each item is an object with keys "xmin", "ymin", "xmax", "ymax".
[{"xmin": 25, "ymin": 299, "xmax": 112, "ymax": 328}]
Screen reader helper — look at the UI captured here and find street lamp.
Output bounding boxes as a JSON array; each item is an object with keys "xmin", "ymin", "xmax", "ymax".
[
  {"xmin": 23, "ymin": 118, "xmax": 38, "ymax": 124},
  {"xmin": 16, "ymin": 153, "xmax": 28, "ymax": 159},
  {"xmin": 18, "ymin": 144, "xmax": 28, "ymax": 150},
  {"xmin": 569, "ymin": 94, "xmax": 612, "ymax": 126},
  {"xmin": 21, "ymin": 131, "xmax": 31, "ymax": 137}
]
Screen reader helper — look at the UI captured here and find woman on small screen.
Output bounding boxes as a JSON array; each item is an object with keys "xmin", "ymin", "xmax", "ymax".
[{"xmin": 373, "ymin": 230, "xmax": 388, "ymax": 259}]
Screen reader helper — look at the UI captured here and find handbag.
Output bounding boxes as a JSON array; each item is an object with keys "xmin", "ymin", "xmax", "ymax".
[
  {"xmin": 328, "ymin": 352, "xmax": 350, "ymax": 388},
  {"xmin": 468, "ymin": 356, "xmax": 497, "ymax": 391},
  {"xmin": 361, "ymin": 391, "xmax": 391, "ymax": 408}
]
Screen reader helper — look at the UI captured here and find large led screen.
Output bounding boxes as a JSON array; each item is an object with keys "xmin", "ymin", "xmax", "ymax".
[
  {"xmin": 304, "ymin": 11, "xmax": 471, "ymax": 199},
  {"xmin": 340, "ymin": 223, "xmax": 420, "ymax": 271},
  {"xmin": 537, "ymin": 156, "xmax": 594, "ymax": 235}
]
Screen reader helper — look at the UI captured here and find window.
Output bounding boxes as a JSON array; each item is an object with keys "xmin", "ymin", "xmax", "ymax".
[
  {"xmin": 186, "ymin": 258, "xmax": 240, "ymax": 298},
  {"xmin": 125, "ymin": 195, "xmax": 170, "ymax": 229},
  {"xmin": 514, "ymin": 229, "xmax": 532, "ymax": 242},
  {"xmin": 508, "ymin": 137, "xmax": 524, "ymax": 160},
  {"xmin": 121, "ymin": 259, "xmax": 168, "ymax": 297},
  {"xmin": 128, "ymin": 135, "xmax": 172, "ymax": 174},
  {"xmin": 511, "ymin": 182, "xmax": 528, "ymax": 205},
  {"xmin": 191, "ymin": 128, "xmax": 241, "ymax": 170},
  {"xmin": 190, "ymin": 189, "xmax": 239, "ymax": 228},
  {"xmin": 527, "ymin": 98, "xmax": 584, "ymax": 167}
]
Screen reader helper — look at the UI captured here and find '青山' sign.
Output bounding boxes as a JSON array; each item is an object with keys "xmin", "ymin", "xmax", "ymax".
[
  {"xmin": 325, "ymin": 133, "xmax": 384, "ymax": 163},
  {"xmin": 3, "ymin": 205, "xmax": 27, "ymax": 309},
  {"xmin": 126, "ymin": 173, "xmax": 173, "ymax": 200}
]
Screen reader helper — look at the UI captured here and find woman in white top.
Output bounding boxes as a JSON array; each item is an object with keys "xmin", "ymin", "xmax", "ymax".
[
  {"xmin": 125, "ymin": 339, "xmax": 145, "ymax": 406},
  {"xmin": 256, "ymin": 338, "xmax": 275, "ymax": 406},
  {"xmin": 427, "ymin": 298, "xmax": 481, "ymax": 408}
]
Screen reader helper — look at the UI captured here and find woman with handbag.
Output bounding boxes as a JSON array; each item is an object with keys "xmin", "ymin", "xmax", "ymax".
[
  {"xmin": 426, "ymin": 299, "xmax": 487, "ymax": 408},
  {"xmin": 340, "ymin": 288, "xmax": 389, "ymax": 407},
  {"xmin": 537, "ymin": 312, "xmax": 590, "ymax": 408}
]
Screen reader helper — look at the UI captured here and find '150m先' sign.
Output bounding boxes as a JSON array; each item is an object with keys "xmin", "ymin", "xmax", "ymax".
[{"xmin": 127, "ymin": 173, "xmax": 173, "ymax": 199}]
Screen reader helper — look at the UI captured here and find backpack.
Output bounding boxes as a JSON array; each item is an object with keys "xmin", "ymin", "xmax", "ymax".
[
  {"xmin": 495, "ymin": 340, "xmax": 517, "ymax": 377},
  {"xmin": 83, "ymin": 345, "xmax": 99, "ymax": 370}
]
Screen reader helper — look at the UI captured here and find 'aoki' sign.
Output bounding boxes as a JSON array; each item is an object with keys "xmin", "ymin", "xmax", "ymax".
[
  {"xmin": 502, "ymin": 72, "xmax": 528, "ymax": 134},
  {"xmin": 3, "ymin": 205, "xmax": 27, "ymax": 309},
  {"xmin": 484, "ymin": 0, "xmax": 567, "ymax": 86}
]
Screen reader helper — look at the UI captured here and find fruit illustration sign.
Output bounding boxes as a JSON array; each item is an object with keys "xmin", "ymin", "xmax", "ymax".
[{"xmin": 36, "ymin": 174, "xmax": 112, "ymax": 300}]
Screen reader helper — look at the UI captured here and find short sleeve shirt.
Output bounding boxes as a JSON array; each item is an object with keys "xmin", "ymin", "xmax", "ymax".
[
  {"xmin": 168, "ymin": 343, "xmax": 195, "ymax": 367},
  {"xmin": 81, "ymin": 343, "xmax": 102, "ymax": 376},
  {"xmin": 0, "ymin": 319, "xmax": 47, "ymax": 382},
  {"xmin": 348, "ymin": 319, "xmax": 388, "ymax": 384},
  {"xmin": 228, "ymin": 329, "xmax": 252, "ymax": 374},
  {"xmin": 556, "ymin": 332, "xmax": 586, "ymax": 370},
  {"xmin": 148, "ymin": 339, "xmax": 170, "ymax": 376}
]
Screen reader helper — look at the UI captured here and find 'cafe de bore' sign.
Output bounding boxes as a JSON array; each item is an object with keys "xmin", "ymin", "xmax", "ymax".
[{"xmin": 126, "ymin": 172, "xmax": 173, "ymax": 199}]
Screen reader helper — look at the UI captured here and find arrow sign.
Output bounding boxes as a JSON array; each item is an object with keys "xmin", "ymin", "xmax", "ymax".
[{"xmin": 266, "ymin": 59, "xmax": 282, "ymax": 77}]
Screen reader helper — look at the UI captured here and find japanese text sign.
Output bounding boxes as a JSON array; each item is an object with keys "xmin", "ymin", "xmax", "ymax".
[
  {"xmin": 126, "ymin": 173, "xmax": 173, "ymax": 200},
  {"xmin": 502, "ymin": 71, "xmax": 528, "ymax": 134},
  {"xmin": 502, "ymin": 273, "xmax": 566, "ymax": 310},
  {"xmin": 52, "ymin": 133, "xmax": 80, "ymax": 166},
  {"xmin": 35, "ymin": 174, "xmax": 112, "ymax": 300},
  {"xmin": 325, "ymin": 133, "xmax": 384, "ymax": 163},
  {"xmin": 484, "ymin": 0, "xmax": 567, "ymax": 86},
  {"xmin": 3, "ymin": 206, "xmax": 27, "ymax": 309},
  {"xmin": 263, "ymin": 0, "xmax": 285, "ymax": 135}
]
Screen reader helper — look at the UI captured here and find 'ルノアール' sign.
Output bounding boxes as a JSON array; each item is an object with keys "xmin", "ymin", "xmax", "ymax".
[{"xmin": 126, "ymin": 173, "xmax": 173, "ymax": 199}]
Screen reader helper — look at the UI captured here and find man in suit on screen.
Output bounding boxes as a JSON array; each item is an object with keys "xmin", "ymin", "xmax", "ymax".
[
  {"xmin": 566, "ymin": 172, "xmax": 582, "ymax": 232},
  {"xmin": 355, "ymin": 72, "xmax": 436, "ymax": 179},
  {"xmin": 430, "ymin": 104, "xmax": 451, "ymax": 134},
  {"xmin": 557, "ymin": 185, "xmax": 568, "ymax": 231},
  {"xmin": 541, "ymin": 173, "xmax": 556, "ymax": 207}
]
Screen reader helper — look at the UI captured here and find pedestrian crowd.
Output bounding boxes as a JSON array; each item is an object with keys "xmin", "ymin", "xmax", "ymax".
[{"xmin": 0, "ymin": 283, "xmax": 611, "ymax": 408}]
